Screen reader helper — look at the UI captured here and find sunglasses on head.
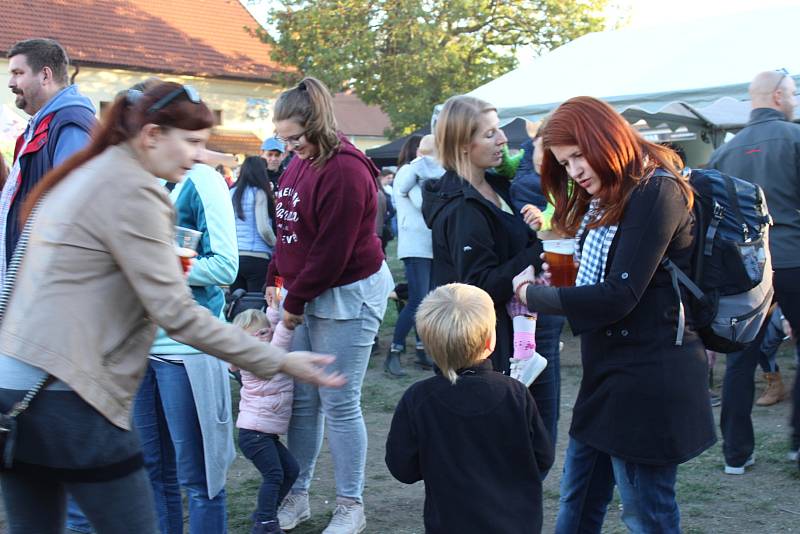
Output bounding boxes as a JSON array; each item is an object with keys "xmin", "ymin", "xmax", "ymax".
[
  {"xmin": 773, "ymin": 68, "xmax": 789, "ymax": 93},
  {"xmin": 147, "ymin": 85, "xmax": 201, "ymax": 113}
]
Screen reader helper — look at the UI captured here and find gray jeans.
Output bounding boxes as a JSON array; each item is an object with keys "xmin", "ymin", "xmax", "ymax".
[{"xmin": 287, "ymin": 264, "xmax": 391, "ymax": 501}]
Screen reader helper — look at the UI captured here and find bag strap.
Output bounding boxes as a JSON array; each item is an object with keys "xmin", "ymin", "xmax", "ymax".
[
  {"xmin": 722, "ymin": 174, "xmax": 749, "ymax": 241},
  {"xmin": 704, "ymin": 201, "xmax": 724, "ymax": 257},
  {"xmin": 660, "ymin": 258, "xmax": 705, "ymax": 347},
  {"xmin": 1, "ymin": 201, "xmax": 52, "ymax": 418},
  {"xmin": 7, "ymin": 375, "xmax": 55, "ymax": 417}
]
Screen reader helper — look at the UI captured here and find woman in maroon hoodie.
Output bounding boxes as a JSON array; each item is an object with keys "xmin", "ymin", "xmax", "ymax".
[{"xmin": 265, "ymin": 77, "xmax": 393, "ymax": 534}]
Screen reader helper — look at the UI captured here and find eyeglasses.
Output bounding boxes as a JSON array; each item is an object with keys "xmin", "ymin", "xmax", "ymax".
[
  {"xmin": 773, "ymin": 68, "xmax": 789, "ymax": 93},
  {"xmin": 148, "ymin": 85, "xmax": 201, "ymax": 113},
  {"xmin": 275, "ymin": 130, "xmax": 306, "ymax": 147}
]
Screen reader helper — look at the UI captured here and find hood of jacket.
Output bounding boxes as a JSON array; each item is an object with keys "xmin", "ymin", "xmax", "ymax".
[
  {"xmin": 337, "ymin": 133, "xmax": 380, "ymax": 179},
  {"xmin": 410, "ymin": 155, "xmax": 445, "ymax": 181},
  {"xmin": 422, "ymin": 169, "xmax": 511, "ymax": 228},
  {"xmin": 27, "ymin": 85, "xmax": 95, "ymax": 133},
  {"xmin": 421, "ymin": 170, "xmax": 466, "ymax": 229}
]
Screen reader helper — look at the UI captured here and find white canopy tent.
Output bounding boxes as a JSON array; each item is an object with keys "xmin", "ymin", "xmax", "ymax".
[{"xmin": 466, "ymin": 5, "xmax": 800, "ymax": 147}]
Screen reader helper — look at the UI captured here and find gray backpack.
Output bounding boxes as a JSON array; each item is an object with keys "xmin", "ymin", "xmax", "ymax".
[{"xmin": 661, "ymin": 168, "xmax": 773, "ymax": 353}]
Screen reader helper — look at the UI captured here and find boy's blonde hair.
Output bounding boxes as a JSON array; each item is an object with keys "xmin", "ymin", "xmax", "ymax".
[
  {"xmin": 232, "ymin": 308, "xmax": 269, "ymax": 332},
  {"xmin": 415, "ymin": 283, "xmax": 496, "ymax": 384}
]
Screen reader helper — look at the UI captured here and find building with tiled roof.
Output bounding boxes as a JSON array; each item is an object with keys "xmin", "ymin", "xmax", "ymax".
[
  {"xmin": 0, "ymin": 0, "xmax": 391, "ymax": 156},
  {"xmin": 0, "ymin": 0, "xmax": 290, "ymax": 155},
  {"xmin": 332, "ymin": 92, "xmax": 392, "ymax": 150},
  {"xmin": 0, "ymin": 0, "xmax": 288, "ymax": 82}
]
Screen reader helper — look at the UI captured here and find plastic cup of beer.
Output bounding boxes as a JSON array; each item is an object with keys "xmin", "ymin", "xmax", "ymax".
[
  {"xmin": 543, "ymin": 239, "xmax": 577, "ymax": 288},
  {"xmin": 174, "ymin": 226, "xmax": 202, "ymax": 274}
]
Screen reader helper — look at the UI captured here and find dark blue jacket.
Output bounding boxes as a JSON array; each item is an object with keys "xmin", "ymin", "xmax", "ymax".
[
  {"xmin": 509, "ymin": 138, "xmax": 548, "ymax": 212},
  {"xmin": 708, "ymin": 108, "xmax": 800, "ymax": 269},
  {"xmin": 8, "ymin": 86, "xmax": 95, "ymax": 261}
]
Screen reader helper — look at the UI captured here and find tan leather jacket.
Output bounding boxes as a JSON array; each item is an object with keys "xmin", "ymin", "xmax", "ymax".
[{"xmin": 0, "ymin": 144, "xmax": 286, "ymax": 429}]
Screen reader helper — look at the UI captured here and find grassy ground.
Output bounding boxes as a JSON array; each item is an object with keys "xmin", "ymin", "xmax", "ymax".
[{"xmin": 223, "ymin": 309, "xmax": 800, "ymax": 534}]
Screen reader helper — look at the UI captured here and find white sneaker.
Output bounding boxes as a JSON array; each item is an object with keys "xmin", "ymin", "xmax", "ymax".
[
  {"xmin": 788, "ymin": 449, "xmax": 799, "ymax": 462},
  {"xmin": 724, "ymin": 454, "xmax": 755, "ymax": 475},
  {"xmin": 509, "ymin": 352, "xmax": 548, "ymax": 387},
  {"xmin": 277, "ymin": 492, "xmax": 311, "ymax": 530},
  {"xmin": 322, "ymin": 502, "xmax": 366, "ymax": 534}
]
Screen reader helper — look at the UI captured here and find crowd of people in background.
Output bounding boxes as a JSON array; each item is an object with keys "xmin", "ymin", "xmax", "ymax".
[{"xmin": 0, "ymin": 36, "xmax": 798, "ymax": 534}]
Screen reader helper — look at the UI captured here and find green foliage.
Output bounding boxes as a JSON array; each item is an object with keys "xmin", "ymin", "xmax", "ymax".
[{"xmin": 261, "ymin": 0, "xmax": 608, "ymax": 136}]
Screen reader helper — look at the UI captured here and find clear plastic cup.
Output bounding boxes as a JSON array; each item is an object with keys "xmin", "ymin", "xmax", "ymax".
[
  {"xmin": 543, "ymin": 239, "xmax": 577, "ymax": 287},
  {"xmin": 174, "ymin": 226, "xmax": 201, "ymax": 274}
]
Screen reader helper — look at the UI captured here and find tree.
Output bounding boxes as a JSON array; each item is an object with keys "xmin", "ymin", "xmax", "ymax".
[{"xmin": 260, "ymin": 0, "xmax": 608, "ymax": 136}]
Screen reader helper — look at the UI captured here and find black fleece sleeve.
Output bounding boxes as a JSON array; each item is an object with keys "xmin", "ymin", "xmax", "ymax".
[{"xmin": 385, "ymin": 391, "xmax": 422, "ymax": 484}]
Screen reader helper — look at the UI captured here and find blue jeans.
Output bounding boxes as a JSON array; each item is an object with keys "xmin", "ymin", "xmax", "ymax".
[
  {"xmin": 288, "ymin": 308, "xmax": 381, "ymax": 501},
  {"xmin": 555, "ymin": 438, "xmax": 680, "ymax": 534},
  {"xmin": 133, "ymin": 360, "xmax": 227, "ymax": 534},
  {"xmin": 391, "ymin": 257, "xmax": 432, "ymax": 350},
  {"xmin": 238, "ymin": 430, "xmax": 299, "ymax": 523},
  {"xmin": 530, "ymin": 313, "xmax": 564, "ymax": 460},
  {"xmin": 67, "ymin": 498, "xmax": 94, "ymax": 532},
  {"xmin": 2, "ymin": 467, "xmax": 156, "ymax": 534}
]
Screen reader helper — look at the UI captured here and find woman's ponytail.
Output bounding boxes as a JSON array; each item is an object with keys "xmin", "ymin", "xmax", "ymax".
[{"xmin": 274, "ymin": 77, "xmax": 340, "ymax": 168}]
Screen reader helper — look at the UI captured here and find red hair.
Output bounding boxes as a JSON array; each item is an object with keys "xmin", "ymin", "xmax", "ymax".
[
  {"xmin": 21, "ymin": 82, "xmax": 215, "ymax": 223},
  {"xmin": 540, "ymin": 96, "xmax": 690, "ymax": 235}
]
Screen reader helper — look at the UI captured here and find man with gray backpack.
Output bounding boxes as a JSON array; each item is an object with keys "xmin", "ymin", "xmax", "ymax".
[{"xmin": 707, "ymin": 69, "xmax": 800, "ymax": 474}]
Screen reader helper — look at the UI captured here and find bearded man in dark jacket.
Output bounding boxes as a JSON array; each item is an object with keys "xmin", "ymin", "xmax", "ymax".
[
  {"xmin": 708, "ymin": 70, "xmax": 800, "ymax": 473},
  {"xmin": 3, "ymin": 38, "xmax": 96, "ymax": 282}
]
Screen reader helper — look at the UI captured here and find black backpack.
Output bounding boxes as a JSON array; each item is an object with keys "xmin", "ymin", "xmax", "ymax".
[
  {"xmin": 661, "ymin": 168, "xmax": 773, "ymax": 353},
  {"xmin": 225, "ymin": 289, "xmax": 267, "ymax": 322}
]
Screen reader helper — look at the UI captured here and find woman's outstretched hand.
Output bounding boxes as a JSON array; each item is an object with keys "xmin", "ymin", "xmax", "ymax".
[{"xmin": 281, "ymin": 352, "xmax": 346, "ymax": 388}]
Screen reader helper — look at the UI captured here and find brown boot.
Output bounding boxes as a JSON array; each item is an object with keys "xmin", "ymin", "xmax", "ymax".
[{"xmin": 756, "ymin": 372, "xmax": 787, "ymax": 406}]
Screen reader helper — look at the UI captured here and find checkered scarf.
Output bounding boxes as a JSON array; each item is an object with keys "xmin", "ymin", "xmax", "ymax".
[{"xmin": 574, "ymin": 198, "xmax": 617, "ymax": 287}]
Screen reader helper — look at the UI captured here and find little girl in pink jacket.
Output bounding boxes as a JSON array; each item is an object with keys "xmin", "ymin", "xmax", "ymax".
[{"xmin": 232, "ymin": 307, "xmax": 297, "ymax": 534}]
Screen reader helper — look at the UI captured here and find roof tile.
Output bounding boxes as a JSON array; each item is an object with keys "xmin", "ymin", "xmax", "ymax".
[
  {"xmin": 207, "ymin": 129, "xmax": 262, "ymax": 155},
  {"xmin": 332, "ymin": 92, "xmax": 391, "ymax": 137},
  {"xmin": 0, "ymin": 0, "xmax": 289, "ymax": 81}
]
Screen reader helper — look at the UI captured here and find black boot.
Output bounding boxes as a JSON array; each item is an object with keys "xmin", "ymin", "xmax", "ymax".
[
  {"xmin": 384, "ymin": 349, "xmax": 407, "ymax": 377},
  {"xmin": 415, "ymin": 348, "xmax": 434, "ymax": 370}
]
